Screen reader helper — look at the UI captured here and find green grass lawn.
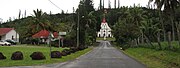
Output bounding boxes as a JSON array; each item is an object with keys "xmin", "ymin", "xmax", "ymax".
[
  {"xmin": 96, "ymin": 37, "xmax": 115, "ymax": 41},
  {"xmin": 122, "ymin": 47, "xmax": 180, "ymax": 68},
  {"xmin": 0, "ymin": 45, "xmax": 92, "ymax": 67},
  {"xmin": 152, "ymin": 41, "xmax": 180, "ymax": 51}
]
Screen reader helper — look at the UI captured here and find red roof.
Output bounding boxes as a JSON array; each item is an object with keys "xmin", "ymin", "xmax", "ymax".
[
  {"xmin": 32, "ymin": 30, "xmax": 58, "ymax": 38},
  {"xmin": 102, "ymin": 18, "xmax": 106, "ymax": 23},
  {"xmin": 0, "ymin": 28, "xmax": 13, "ymax": 36}
]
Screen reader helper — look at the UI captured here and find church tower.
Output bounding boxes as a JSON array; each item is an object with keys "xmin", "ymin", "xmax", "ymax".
[{"xmin": 97, "ymin": 10, "xmax": 113, "ymax": 38}]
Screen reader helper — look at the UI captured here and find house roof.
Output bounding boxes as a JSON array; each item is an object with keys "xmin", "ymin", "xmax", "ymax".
[
  {"xmin": 0, "ymin": 28, "xmax": 13, "ymax": 36},
  {"xmin": 32, "ymin": 30, "xmax": 58, "ymax": 38}
]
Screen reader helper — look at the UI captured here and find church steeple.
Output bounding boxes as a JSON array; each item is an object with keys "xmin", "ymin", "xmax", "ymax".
[
  {"xmin": 102, "ymin": 9, "xmax": 107, "ymax": 23},
  {"xmin": 97, "ymin": 9, "xmax": 113, "ymax": 38},
  {"xmin": 102, "ymin": 18, "xmax": 106, "ymax": 23}
]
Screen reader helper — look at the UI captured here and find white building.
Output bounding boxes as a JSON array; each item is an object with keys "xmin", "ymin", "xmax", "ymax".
[
  {"xmin": 97, "ymin": 18, "xmax": 113, "ymax": 38},
  {"xmin": 0, "ymin": 28, "xmax": 19, "ymax": 42}
]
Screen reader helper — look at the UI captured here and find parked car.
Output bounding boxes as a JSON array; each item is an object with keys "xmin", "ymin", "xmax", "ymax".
[
  {"xmin": 0, "ymin": 40, "xmax": 11, "ymax": 46},
  {"xmin": 5, "ymin": 39, "xmax": 17, "ymax": 45}
]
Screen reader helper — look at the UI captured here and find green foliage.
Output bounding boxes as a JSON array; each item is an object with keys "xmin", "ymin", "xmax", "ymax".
[
  {"xmin": 1, "ymin": 9, "xmax": 75, "ymax": 44},
  {"xmin": 77, "ymin": 0, "xmax": 96, "ymax": 46},
  {"xmin": 0, "ymin": 45, "xmax": 92, "ymax": 67},
  {"xmin": 124, "ymin": 47, "xmax": 180, "ymax": 68},
  {"xmin": 113, "ymin": 6, "xmax": 144, "ymax": 45}
]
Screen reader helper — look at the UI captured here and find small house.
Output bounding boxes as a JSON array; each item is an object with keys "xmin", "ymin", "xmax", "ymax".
[
  {"xmin": 0, "ymin": 28, "xmax": 19, "ymax": 42},
  {"xmin": 32, "ymin": 30, "xmax": 58, "ymax": 44}
]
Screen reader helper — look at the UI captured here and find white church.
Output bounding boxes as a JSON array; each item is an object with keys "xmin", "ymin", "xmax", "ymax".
[{"xmin": 97, "ymin": 18, "xmax": 113, "ymax": 38}]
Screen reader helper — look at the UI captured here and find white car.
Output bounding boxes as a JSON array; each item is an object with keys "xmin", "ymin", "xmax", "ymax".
[{"xmin": 0, "ymin": 40, "xmax": 11, "ymax": 46}]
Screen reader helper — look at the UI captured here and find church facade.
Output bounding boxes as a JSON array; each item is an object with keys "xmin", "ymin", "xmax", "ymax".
[{"xmin": 97, "ymin": 18, "xmax": 113, "ymax": 38}]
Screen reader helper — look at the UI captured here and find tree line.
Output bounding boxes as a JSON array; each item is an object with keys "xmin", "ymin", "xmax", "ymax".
[{"xmin": 0, "ymin": 0, "xmax": 180, "ymax": 50}]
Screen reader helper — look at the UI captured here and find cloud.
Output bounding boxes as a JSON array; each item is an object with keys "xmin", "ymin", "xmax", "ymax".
[{"xmin": 0, "ymin": 0, "xmax": 149, "ymax": 22}]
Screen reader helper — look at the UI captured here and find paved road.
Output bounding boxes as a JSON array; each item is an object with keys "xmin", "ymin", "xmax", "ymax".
[{"xmin": 3, "ymin": 41, "xmax": 146, "ymax": 68}]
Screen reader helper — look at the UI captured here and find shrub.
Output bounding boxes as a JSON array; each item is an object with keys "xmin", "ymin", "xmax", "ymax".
[
  {"xmin": 78, "ymin": 46, "xmax": 86, "ymax": 50},
  {"xmin": 61, "ymin": 52, "xmax": 67, "ymax": 56},
  {"xmin": 11, "ymin": 51, "xmax": 23, "ymax": 60},
  {"xmin": 63, "ymin": 38, "xmax": 75, "ymax": 47},
  {"xmin": 70, "ymin": 47, "xmax": 78, "ymax": 53},
  {"xmin": 62, "ymin": 49, "xmax": 71, "ymax": 55},
  {"xmin": 30, "ymin": 52, "xmax": 46, "ymax": 60},
  {"xmin": 51, "ymin": 51, "xmax": 62, "ymax": 58},
  {"xmin": 51, "ymin": 40, "xmax": 59, "ymax": 47},
  {"xmin": 0, "ymin": 52, "xmax": 6, "ymax": 60}
]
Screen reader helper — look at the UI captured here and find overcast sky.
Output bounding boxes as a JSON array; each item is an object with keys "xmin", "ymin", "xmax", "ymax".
[{"xmin": 0, "ymin": 0, "xmax": 150, "ymax": 22}]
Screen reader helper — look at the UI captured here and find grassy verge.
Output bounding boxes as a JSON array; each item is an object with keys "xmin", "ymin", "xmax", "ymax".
[
  {"xmin": 122, "ymin": 47, "xmax": 180, "ymax": 68},
  {"xmin": 0, "ymin": 45, "xmax": 92, "ymax": 67},
  {"xmin": 96, "ymin": 37, "xmax": 115, "ymax": 41}
]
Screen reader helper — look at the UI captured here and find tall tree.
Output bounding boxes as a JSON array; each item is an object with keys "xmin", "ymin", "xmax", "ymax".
[
  {"xmin": 149, "ymin": 0, "xmax": 180, "ymax": 41},
  {"xmin": 108, "ymin": 0, "xmax": 111, "ymax": 9},
  {"xmin": 103, "ymin": 0, "xmax": 104, "ymax": 9},
  {"xmin": 30, "ymin": 9, "xmax": 54, "ymax": 34},
  {"xmin": 77, "ymin": 0, "xmax": 95, "ymax": 46},
  {"xmin": 18, "ymin": 10, "xmax": 21, "ymax": 19},
  {"xmin": 118, "ymin": 0, "xmax": 120, "ymax": 8},
  {"xmin": 114, "ymin": 0, "xmax": 116, "ymax": 9},
  {"xmin": 100, "ymin": 0, "xmax": 102, "ymax": 10}
]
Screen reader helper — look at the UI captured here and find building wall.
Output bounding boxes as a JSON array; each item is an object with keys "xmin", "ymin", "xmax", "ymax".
[
  {"xmin": 97, "ymin": 22, "xmax": 113, "ymax": 38},
  {"xmin": 1, "ymin": 35, "xmax": 6, "ymax": 40},
  {"xmin": 5, "ymin": 30, "xmax": 19, "ymax": 42}
]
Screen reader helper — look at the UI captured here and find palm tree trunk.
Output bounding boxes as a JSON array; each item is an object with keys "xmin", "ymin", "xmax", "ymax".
[
  {"xmin": 114, "ymin": 0, "xmax": 116, "ymax": 9},
  {"xmin": 144, "ymin": 34, "xmax": 154, "ymax": 48},
  {"xmin": 137, "ymin": 37, "xmax": 140, "ymax": 45},
  {"xmin": 135, "ymin": 39, "xmax": 138, "ymax": 47},
  {"xmin": 171, "ymin": 17, "xmax": 175, "ymax": 41},
  {"xmin": 141, "ymin": 32, "xmax": 144, "ymax": 44},
  {"xmin": 157, "ymin": 31, "xmax": 162, "ymax": 50},
  {"xmin": 159, "ymin": 10, "xmax": 166, "ymax": 41},
  {"xmin": 168, "ymin": 31, "xmax": 172, "ymax": 49},
  {"xmin": 179, "ymin": 22, "xmax": 180, "ymax": 48},
  {"xmin": 175, "ymin": 21, "xmax": 180, "ymax": 47}
]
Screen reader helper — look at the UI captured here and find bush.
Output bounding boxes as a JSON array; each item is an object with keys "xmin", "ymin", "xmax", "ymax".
[
  {"xmin": 30, "ymin": 52, "xmax": 46, "ymax": 60},
  {"xmin": 0, "ymin": 52, "xmax": 6, "ymax": 60},
  {"xmin": 61, "ymin": 52, "xmax": 67, "ymax": 56},
  {"xmin": 51, "ymin": 51, "xmax": 62, "ymax": 58},
  {"xmin": 70, "ymin": 47, "xmax": 78, "ymax": 53},
  {"xmin": 62, "ymin": 49, "xmax": 71, "ymax": 55},
  {"xmin": 11, "ymin": 51, "xmax": 23, "ymax": 60},
  {"xmin": 78, "ymin": 46, "xmax": 86, "ymax": 50},
  {"xmin": 51, "ymin": 40, "xmax": 59, "ymax": 47},
  {"xmin": 63, "ymin": 38, "xmax": 75, "ymax": 47}
]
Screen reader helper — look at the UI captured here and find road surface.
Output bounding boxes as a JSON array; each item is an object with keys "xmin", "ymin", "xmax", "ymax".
[{"xmin": 3, "ymin": 41, "xmax": 146, "ymax": 68}]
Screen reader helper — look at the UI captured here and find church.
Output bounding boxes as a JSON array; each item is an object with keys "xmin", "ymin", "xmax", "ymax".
[{"xmin": 97, "ymin": 18, "xmax": 113, "ymax": 38}]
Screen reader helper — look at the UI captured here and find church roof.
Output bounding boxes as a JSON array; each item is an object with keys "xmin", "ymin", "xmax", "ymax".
[{"xmin": 102, "ymin": 18, "xmax": 106, "ymax": 23}]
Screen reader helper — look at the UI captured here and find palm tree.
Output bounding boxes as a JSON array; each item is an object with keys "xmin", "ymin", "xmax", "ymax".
[
  {"xmin": 149, "ymin": 0, "xmax": 180, "ymax": 41},
  {"xmin": 31, "ymin": 9, "xmax": 53, "ymax": 32},
  {"xmin": 175, "ymin": 6, "xmax": 180, "ymax": 46},
  {"xmin": 114, "ymin": 0, "xmax": 116, "ymax": 9}
]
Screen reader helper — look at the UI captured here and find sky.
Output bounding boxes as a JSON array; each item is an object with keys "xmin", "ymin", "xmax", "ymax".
[{"xmin": 0, "ymin": 0, "xmax": 150, "ymax": 22}]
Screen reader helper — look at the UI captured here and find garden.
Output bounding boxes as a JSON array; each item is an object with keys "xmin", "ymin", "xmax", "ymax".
[{"xmin": 0, "ymin": 45, "xmax": 91, "ymax": 67}]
